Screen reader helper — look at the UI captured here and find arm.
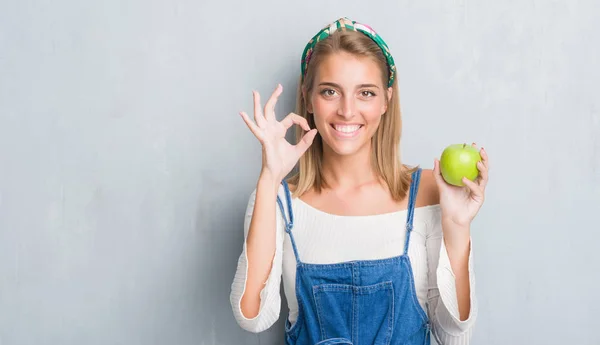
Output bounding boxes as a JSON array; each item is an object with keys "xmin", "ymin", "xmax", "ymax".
[
  {"xmin": 442, "ymin": 220, "xmax": 473, "ymax": 322},
  {"xmin": 229, "ymin": 173, "xmax": 286, "ymax": 333},
  {"xmin": 426, "ymin": 207, "xmax": 478, "ymax": 344},
  {"xmin": 242, "ymin": 172, "xmax": 283, "ymax": 318},
  {"xmin": 231, "ymin": 84, "xmax": 317, "ymax": 332},
  {"xmin": 427, "ymin": 145, "xmax": 489, "ymax": 343}
]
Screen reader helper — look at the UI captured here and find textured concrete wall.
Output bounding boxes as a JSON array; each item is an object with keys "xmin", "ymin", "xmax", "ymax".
[{"xmin": 1, "ymin": 1, "xmax": 598, "ymax": 344}]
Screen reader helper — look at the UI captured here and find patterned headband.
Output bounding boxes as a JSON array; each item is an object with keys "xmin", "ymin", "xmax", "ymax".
[{"xmin": 300, "ymin": 17, "xmax": 397, "ymax": 87}]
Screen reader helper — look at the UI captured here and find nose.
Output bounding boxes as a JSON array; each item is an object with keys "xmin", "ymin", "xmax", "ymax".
[{"xmin": 337, "ymin": 95, "xmax": 355, "ymax": 119}]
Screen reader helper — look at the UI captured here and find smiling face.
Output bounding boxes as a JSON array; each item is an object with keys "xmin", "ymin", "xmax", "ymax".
[{"xmin": 305, "ymin": 51, "xmax": 392, "ymax": 157}]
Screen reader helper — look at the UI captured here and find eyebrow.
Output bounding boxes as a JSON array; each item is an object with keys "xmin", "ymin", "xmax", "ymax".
[{"xmin": 318, "ymin": 82, "xmax": 381, "ymax": 89}]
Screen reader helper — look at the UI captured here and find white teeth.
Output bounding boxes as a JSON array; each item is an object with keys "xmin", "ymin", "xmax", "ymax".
[{"xmin": 334, "ymin": 125, "xmax": 362, "ymax": 133}]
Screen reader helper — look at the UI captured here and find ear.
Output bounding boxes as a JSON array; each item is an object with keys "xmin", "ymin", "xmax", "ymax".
[
  {"xmin": 302, "ymin": 86, "xmax": 314, "ymax": 114},
  {"xmin": 382, "ymin": 86, "xmax": 393, "ymax": 114}
]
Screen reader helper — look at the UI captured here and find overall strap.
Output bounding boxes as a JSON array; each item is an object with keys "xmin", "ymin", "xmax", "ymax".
[
  {"xmin": 276, "ymin": 179, "xmax": 301, "ymax": 264},
  {"xmin": 403, "ymin": 168, "xmax": 422, "ymax": 256}
]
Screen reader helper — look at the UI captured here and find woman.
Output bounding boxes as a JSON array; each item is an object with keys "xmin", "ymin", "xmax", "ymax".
[{"xmin": 230, "ymin": 17, "xmax": 489, "ymax": 345}]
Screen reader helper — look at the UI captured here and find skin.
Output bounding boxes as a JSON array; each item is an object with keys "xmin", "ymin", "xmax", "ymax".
[{"xmin": 239, "ymin": 51, "xmax": 489, "ymax": 322}]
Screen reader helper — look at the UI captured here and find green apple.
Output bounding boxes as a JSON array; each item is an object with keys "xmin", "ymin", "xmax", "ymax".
[{"xmin": 439, "ymin": 143, "xmax": 482, "ymax": 186}]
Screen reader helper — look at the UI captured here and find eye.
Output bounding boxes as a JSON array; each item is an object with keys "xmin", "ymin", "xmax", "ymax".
[
  {"xmin": 361, "ymin": 90, "xmax": 376, "ymax": 98},
  {"xmin": 320, "ymin": 88, "xmax": 337, "ymax": 97}
]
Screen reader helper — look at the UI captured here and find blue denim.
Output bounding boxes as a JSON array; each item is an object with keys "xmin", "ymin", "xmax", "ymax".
[{"xmin": 276, "ymin": 168, "xmax": 430, "ymax": 345}]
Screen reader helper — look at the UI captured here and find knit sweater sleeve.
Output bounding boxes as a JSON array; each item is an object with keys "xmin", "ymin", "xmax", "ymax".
[
  {"xmin": 426, "ymin": 206, "xmax": 478, "ymax": 344},
  {"xmin": 229, "ymin": 186, "xmax": 286, "ymax": 333}
]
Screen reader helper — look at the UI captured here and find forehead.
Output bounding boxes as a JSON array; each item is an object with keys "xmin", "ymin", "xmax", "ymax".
[{"xmin": 314, "ymin": 52, "xmax": 385, "ymax": 87}]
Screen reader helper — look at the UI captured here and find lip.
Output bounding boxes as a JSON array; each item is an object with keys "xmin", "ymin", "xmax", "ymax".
[
  {"xmin": 330, "ymin": 123, "xmax": 364, "ymax": 139},
  {"xmin": 331, "ymin": 122, "xmax": 364, "ymax": 126}
]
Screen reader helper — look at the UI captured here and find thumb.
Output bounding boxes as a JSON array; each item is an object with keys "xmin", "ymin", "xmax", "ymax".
[{"xmin": 295, "ymin": 129, "xmax": 318, "ymax": 156}]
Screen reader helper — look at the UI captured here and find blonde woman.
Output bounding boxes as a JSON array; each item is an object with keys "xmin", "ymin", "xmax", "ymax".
[{"xmin": 230, "ymin": 17, "xmax": 489, "ymax": 345}]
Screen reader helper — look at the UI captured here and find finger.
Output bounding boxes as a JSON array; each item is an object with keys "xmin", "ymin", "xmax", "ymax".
[
  {"xmin": 239, "ymin": 111, "xmax": 263, "ymax": 141},
  {"xmin": 281, "ymin": 113, "xmax": 310, "ymax": 131},
  {"xmin": 476, "ymin": 160, "xmax": 488, "ymax": 189},
  {"xmin": 295, "ymin": 128, "xmax": 318, "ymax": 155},
  {"xmin": 432, "ymin": 159, "xmax": 445, "ymax": 187},
  {"xmin": 480, "ymin": 147, "xmax": 489, "ymax": 170},
  {"xmin": 462, "ymin": 177, "xmax": 484, "ymax": 199},
  {"xmin": 253, "ymin": 91, "xmax": 266, "ymax": 127},
  {"xmin": 264, "ymin": 84, "xmax": 283, "ymax": 121}
]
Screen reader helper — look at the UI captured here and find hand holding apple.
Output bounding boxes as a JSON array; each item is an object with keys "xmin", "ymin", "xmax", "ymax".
[{"xmin": 433, "ymin": 143, "xmax": 489, "ymax": 228}]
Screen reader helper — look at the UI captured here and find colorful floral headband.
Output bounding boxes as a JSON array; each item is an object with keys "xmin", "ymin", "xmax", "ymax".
[{"xmin": 300, "ymin": 17, "xmax": 397, "ymax": 87}]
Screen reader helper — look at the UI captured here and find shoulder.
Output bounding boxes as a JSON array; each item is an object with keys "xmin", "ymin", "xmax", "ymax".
[
  {"xmin": 415, "ymin": 168, "xmax": 440, "ymax": 207},
  {"xmin": 287, "ymin": 182, "xmax": 297, "ymax": 193}
]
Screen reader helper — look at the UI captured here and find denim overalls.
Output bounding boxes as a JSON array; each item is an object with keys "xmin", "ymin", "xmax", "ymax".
[{"xmin": 276, "ymin": 168, "xmax": 431, "ymax": 345}]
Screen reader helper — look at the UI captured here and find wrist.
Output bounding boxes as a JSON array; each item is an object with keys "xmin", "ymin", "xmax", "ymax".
[
  {"xmin": 441, "ymin": 220, "xmax": 471, "ymax": 250},
  {"xmin": 257, "ymin": 170, "xmax": 283, "ymax": 198}
]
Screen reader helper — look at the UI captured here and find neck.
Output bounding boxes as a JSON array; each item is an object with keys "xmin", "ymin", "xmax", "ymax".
[{"xmin": 320, "ymin": 143, "xmax": 378, "ymax": 190}]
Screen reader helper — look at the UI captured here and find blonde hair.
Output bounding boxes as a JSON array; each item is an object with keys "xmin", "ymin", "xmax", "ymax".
[{"xmin": 287, "ymin": 30, "xmax": 417, "ymax": 202}]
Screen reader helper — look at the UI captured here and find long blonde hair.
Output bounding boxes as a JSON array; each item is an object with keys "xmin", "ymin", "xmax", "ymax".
[{"xmin": 287, "ymin": 30, "xmax": 417, "ymax": 202}]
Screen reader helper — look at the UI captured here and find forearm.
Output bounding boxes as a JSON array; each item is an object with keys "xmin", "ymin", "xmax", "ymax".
[
  {"xmin": 441, "ymin": 220, "xmax": 472, "ymax": 321},
  {"xmin": 240, "ymin": 171, "xmax": 281, "ymax": 318}
]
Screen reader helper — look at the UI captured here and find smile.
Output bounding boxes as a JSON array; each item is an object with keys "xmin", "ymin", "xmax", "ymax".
[{"xmin": 331, "ymin": 124, "xmax": 363, "ymax": 138}]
